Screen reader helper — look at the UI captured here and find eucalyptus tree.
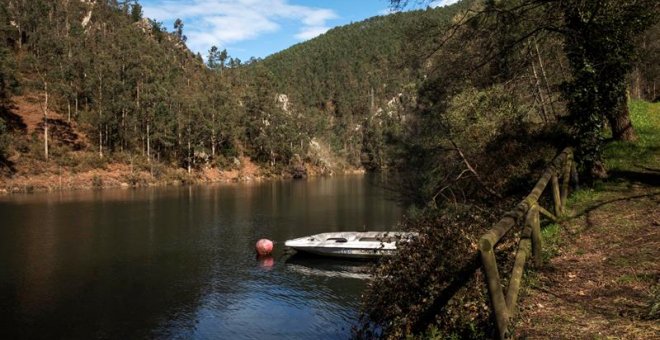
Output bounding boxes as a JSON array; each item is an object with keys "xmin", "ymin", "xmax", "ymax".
[
  {"xmin": 130, "ymin": 1, "xmax": 143, "ymax": 22},
  {"xmin": 173, "ymin": 18, "xmax": 186, "ymax": 42},
  {"xmin": 0, "ymin": 44, "xmax": 15, "ymax": 160}
]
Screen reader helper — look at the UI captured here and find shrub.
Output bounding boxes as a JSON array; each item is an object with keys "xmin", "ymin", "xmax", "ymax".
[
  {"xmin": 164, "ymin": 168, "xmax": 195, "ymax": 185},
  {"xmin": 0, "ymin": 117, "xmax": 8, "ymax": 159},
  {"xmin": 75, "ymin": 152, "xmax": 108, "ymax": 172},
  {"xmin": 123, "ymin": 172, "xmax": 147, "ymax": 187},
  {"xmin": 91, "ymin": 175, "xmax": 103, "ymax": 189},
  {"xmin": 356, "ymin": 204, "xmax": 511, "ymax": 339}
]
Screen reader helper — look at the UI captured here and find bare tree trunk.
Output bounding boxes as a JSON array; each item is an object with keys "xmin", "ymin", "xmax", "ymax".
[
  {"xmin": 121, "ymin": 107, "xmax": 126, "ymax": 151},
  {"xmin": 530, "ymin": 62, "xmax": 548, "ymax": 123},
  {"xmin": 607, "ymin": 94, "xmax": 637, "ymax": 141},
  {"xmin": 99, "ymin": 130, "xmax": 103, "ymax": 158},
  {"xmin": 211, "ymin": 110, "xmax": 216, "ymax": 157},
  {"xmin": 534, "ymin": 40, "xmax": 557, "ymax": 119},
  {"xmin": 146, "ymin": 121, "xmax": 150, "ymax": 160},
  {"xmin": 137, "ymin": 81, "xmax": 142, "ymax": 155},
  {"xmin": 17, "ymin": 24, "xmax": 22, "ymax": 50},
  {"xmin": 98, "ymin": 74, "xmax": 103, "ymax": 158},
  {"xmin": 557, "ymin": 56, "xmax": 568, "ymax": 83},
  {"xmin": 121, "ymin": 62, "xmax": 126, "ymax": 150},
  {"xmin": 42, "ymin": 81, "xmax": 49, "ymax": 161},
  {"xmin": 370, "ymin": 87, "xmax": 375, "ymax": 115},
  {"xmin": 187, "ymin": 129, "xmax": 192, "ymax": 174}
]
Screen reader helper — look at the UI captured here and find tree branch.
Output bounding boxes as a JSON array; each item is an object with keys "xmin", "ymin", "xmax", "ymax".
[{"xmin": 450, "ymin": 139, "xmax": 502, "ymax": 199}]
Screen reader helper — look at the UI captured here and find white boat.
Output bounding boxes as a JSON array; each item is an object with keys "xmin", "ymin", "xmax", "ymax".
[{"xmin": 284, "ymin": 231, "xmax": 418, "ymax": 259}]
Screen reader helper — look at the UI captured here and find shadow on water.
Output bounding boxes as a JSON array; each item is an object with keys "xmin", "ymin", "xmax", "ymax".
[{"xmin": 284, "ymin": 253, "xmax": 375, "ymax": 280}]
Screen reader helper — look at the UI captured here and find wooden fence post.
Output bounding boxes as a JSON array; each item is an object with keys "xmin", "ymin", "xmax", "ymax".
[
  {"xmin": 479, "ymin": 238, "xmax": 509, "ymax": 340},
  {"xmin": 561, "ymin": 153, "xmax": 572, "ymax": 213},
  {"xmin": 551, "ymin": 174, "xmax": 561, "ymax": 216},
  {"xmin": 528, "ymin": 205, "xmax": 542, "ymax": 266},
  {"xmin": 571, "ymin": 161, "xmax": 580, "ymax": 191},
  {"xmin": 506, "ymin": 234, "xmax": 531, "ymax": 317},
  {"xmin": 479, "ymin": 148, "xmax": 574, "ymax": 339}
]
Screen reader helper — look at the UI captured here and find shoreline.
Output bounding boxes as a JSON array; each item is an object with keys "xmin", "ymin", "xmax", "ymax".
[{"xmin": 0, "ymin": 166, "xmax": 368, "ymax": 195}]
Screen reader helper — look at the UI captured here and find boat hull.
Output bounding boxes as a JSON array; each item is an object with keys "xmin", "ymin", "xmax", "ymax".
[
  {"xmin": 284, "ymin": 231, "xmax": 416, "ymax": 259},
  {"xmin": 288, "ymin": 246, "xmax": 397, "ymax": 259}
]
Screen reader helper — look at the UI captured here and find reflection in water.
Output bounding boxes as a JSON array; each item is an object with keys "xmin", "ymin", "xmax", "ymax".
[
  {"xmin": 285, "ymin": 254, "xmax": 374, "ymax": 280},
  {"xmin": 0, "ymin": 176, "xmax": 401, "ymax": 339},
  {"xmin": 257, "ymin": 255, "xmax": 275, "ymax": 270}
]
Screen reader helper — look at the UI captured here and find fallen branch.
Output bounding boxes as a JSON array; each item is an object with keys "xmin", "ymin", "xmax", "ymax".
[{"xmin": 450, "ymin": 140, "xmax": 503, "ymax": 199}]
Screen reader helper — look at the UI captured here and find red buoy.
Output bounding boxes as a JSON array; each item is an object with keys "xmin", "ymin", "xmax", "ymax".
[{"xmin": 255, "ymin": 239, "xmax": 274, "ymax": 256}]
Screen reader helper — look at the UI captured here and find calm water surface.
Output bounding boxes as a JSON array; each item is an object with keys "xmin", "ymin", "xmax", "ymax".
[{"xmin": 0, "ymin": 176, "xmax": 402, "ymax": 339}]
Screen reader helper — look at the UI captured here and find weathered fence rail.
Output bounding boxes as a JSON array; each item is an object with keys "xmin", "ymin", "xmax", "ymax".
[{"xmin": 479, "ymin": 147, "xmax": 576, "ymax": 339}]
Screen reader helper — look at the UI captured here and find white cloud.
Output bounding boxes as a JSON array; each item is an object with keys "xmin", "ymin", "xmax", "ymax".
[
  {"xmin": 295, "ymin": 26, "xmax": 330, "ymax": 40},
  {"xmin": 378, "ymin": 8, "xmax": 396, "ymax": 16},
  {"xmin": 377, "ymin": 0, "xmax": 458, "ymax": 17},
  {"xmin": 142, "ymin": 0, "xmax": 338, "ymax": 53},
  {"xmin": 430, "ymin": 0, "xmax": 460, "ymax": 7}
]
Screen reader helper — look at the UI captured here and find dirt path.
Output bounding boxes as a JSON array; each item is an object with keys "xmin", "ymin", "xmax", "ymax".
[{"xmin": 515, "ymin": 178, "xmax": 660, "ymax": 339}]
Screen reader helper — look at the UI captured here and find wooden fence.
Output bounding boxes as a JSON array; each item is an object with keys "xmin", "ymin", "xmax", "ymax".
[{"xmin": 479, "ymin": 147, "xmax": 576, "ymax": 339}]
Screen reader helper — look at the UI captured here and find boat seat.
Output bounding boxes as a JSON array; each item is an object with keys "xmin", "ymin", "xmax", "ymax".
[
  {"xmin": 359, "ymin": 237, "xmax": 380, "ymax": 242},
  {"xmin": 327, "ymin": 237, "xmax": 348, "ymax": 243}
]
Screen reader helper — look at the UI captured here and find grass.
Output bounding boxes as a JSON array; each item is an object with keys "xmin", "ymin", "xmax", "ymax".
[
  {"xmin": 566, "ymin": 100, "xmax": 660, "ymax": 210},
  {"xmin": 603, "ymin": 100, "xmax": 660, "ymax": 172},
  {"xmin": 540, "ymin": 223, "xmax": 562, "ymax": 262}
]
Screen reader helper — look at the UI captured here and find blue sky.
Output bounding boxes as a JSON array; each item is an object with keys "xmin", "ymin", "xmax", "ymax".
[{"xmin": 141, "ymin": 0, "xmax": 459, "ymax": 61}]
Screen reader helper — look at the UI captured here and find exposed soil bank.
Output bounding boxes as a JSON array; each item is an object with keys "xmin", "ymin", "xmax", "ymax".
[
  {"xmin": 0, "ymin": 94, "xmax": 366, "ymax": 195},
  {"xmin": 0, "ymin": 156, "xmax": 366, "ymax": 195}
]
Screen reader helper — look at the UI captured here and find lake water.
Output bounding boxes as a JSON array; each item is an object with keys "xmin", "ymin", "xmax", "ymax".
[{"xmin": 0, "ymin": 176, "xmax": 402, "ymax": 339}]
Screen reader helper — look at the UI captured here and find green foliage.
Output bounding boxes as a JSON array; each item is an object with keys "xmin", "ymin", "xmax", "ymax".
[
  {"xmin": 260, "ymin": 2, "xmax": 470, "ymax": 167},
  {"xmin": 540, "ymin": 223, "xmax": 562, "ymax": 262},
  {"xmin": 130, "ymin": 2, "xmax": 143, "ymax": 22},
  {"xmin": 443, "ymin": 85, "xmax": 526, "ymax": 152},
  {"xmin": 207, "ymin": 45, "xmax": 228, "ymax": 71},
  {"xmin": 557, "ymin": 0, "xmax": 657, "ymax": 178},
  {"xmin": 0, "ymin": 46, "xmax": 17, "ymax": 103},
  {"xmin": 392, "ymin": 79, "xmax": 557, "ymax": 206},
  {"xmin": 649, "ymin": 284, "xmax": 660, "ymax": 320},
  {"xmin": 0, "ymin": 9, "xmax": 17, "ymax": 162},
  {"xmin": 91, "ymin": 175, "xmax": 103, "ymax": 189},
  {"xmin": 357, "ymin": 206, "xmax": 497, "ymax": 339},
  {"xmin": 75, "ymin": 152, "xmax": 109, "ymax": 172},
  {"xmin": 0, "ymin": 0, "xmax": 319, "ymax": 172},
  {"xmin": 630, "ymin": 22, "xmax": 660, "ymax": 101},
  {"xmin": 359, "ymin": 0, "xmax": 660, "ymax": 336},
  {"xmin": 0, "ymin": 117, "xmax": 8, "ymax": 159}
]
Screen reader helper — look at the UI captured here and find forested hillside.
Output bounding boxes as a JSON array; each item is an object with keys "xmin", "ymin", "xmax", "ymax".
[
  {"xmin": 0, "ymin": 0, "xmax": 656, "ymax": 193},
  {"xmin": 261, "ymin": 2, "xmax": 471, "ymax": 168},
  {"xmin": 0, "ymin": 0, "xmax": 325, "ymax": 190},
  {"xmin": 0, "ymin": 0, "xmax": 482, "ymax": 191}
]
